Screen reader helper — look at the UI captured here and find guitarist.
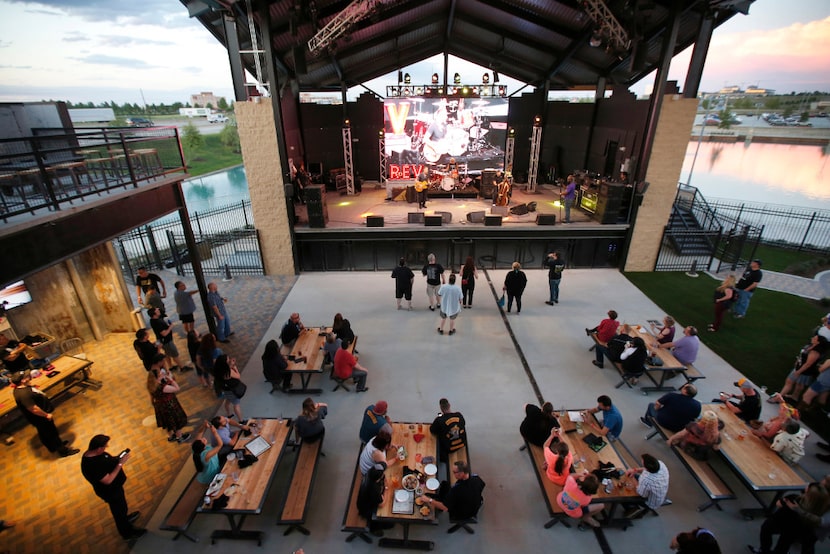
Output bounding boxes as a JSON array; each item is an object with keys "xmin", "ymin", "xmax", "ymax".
[{"xmin": 414, "ymin": 168, "xmax": 430, "ymax": 209}]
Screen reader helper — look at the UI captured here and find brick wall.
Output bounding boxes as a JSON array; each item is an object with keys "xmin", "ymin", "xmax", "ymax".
[
  {"xmin": 236, "ymin": 100, "xmax": 295, "ymax": 275},
  {"xmin": 624, "ymin": 96, "xmax": 698, "ymax": 271}
]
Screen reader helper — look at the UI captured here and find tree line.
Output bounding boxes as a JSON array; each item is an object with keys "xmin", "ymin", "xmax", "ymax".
[{"xmin": 58, "ymin": 98, "xmax": 232, "ymax": 115}]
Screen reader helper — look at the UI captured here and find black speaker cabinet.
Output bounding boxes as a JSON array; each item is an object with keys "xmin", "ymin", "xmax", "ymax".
[
  {"xmin": 304, "ymin": 185, "xmax": 324, "ymax": 203},
  {"xmin": 480, "ymin": 183, "xmax": 496, "ymax": 199},
  {"xmin": 481, "ymin": 169, "xmax": 498, "ymax": 186},
  {"xmin": 434, "ymin": 211, "xmax": 452, "ymax": 224},
  {"xmin": 424, "ymin": 215, "xmax": 443, "ymax": 227},
  {"xmin": 366, "ymin": 216, "xmax": 384, "ymax": 227},
  {"xmin": 536, "ymin": 214, "xmax": 557, "ymax": 225},
  {"xmin": 466, "ymin": 211, "xmax": 486, "ymax": 223},
  {"xmin": 408, "ymin": 212, "xmax": 425, "ymax": 224},
  {"xmin": 485, "ymin": 215, "xmax": 502, "ymax": 226}
]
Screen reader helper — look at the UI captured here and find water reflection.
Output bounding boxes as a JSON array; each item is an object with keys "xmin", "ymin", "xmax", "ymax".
[
  {"xmin": 683, "ymin": 142, "xmax": 830, "ymax": 209},
  {"xmin": 181, "ymin": 165, "xmax": 249, "ymax": 213}
]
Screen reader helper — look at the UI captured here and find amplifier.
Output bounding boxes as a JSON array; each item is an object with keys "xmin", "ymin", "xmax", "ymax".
[
  {"xmin": 485, "ymin": 215, "xmax": 502, "ymax": 226},
  {"xmin": 366, "ymin": 216, "xmax": 384, "ymax": 227},
  {"xmin": 536, "ymin": 214, "xmax": 557, "ymax": 225},
  {"xmin": 424, "ymin": 215, "xmax": 443, "ymax": 226}
]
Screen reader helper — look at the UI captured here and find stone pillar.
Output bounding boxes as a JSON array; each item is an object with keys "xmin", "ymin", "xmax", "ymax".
[
  {"xmin": 624, "ymin": 95, "xmax": 698, "ymax": 271},
  {"xmin": 235, "ymin": 100, "xmax": 295, "ymax": 275}
]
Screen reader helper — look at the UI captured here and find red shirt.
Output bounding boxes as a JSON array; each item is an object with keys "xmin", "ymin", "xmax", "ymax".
[
  {"xmin": 597, "ymin": 318, "xmax": 619, "ymax": 343},
  {"xmin": 334, "ymin": 348, "xmax": 356, "ymax": 379}
]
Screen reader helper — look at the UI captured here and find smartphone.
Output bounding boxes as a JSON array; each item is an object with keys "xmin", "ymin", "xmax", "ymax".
[{"xmin": 118, "ymin": 448, "xmax": 131, "ymax": 459}]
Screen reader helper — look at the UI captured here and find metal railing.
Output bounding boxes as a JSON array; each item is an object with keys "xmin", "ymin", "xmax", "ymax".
[{"xmin": 0, "ymin": 126, "xmax": 185, "ymax": 221}]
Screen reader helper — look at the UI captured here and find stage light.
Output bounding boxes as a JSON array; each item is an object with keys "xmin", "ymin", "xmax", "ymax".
[
  {"xmin": 481, "ymin": 86, "xmax": 490, "ymax": 96},
  {"xmin": 508, "ymin": 128, "xmax": 515, "ymax": 137},
  {"xmin": 344, "ymin": 119, "xmax": 350, "ymax": 127},
  {"xmin": 431, "ymin": 73, "xmax": 439, "ymax": 84},
  {"xmin": 378, "ymin": 130, "xmax": 384, "ymax": 138},
  {"xmin": 397, "ymin": 70, "xmax": 403, "ymax": 84},
  {"xmin": 493, "ymin": 71, "xmax": 499, "ymax": 83},
  {"xmin": 462, "ymin": 86, "xmax": 470, "ymax": 95},
  {"xmin": 498, "ymin": 86, "xmax": 506, "ymax": 97},
  {"xmin": 482, "ymin": 73, "xmax": 490, "ymax": 84},
  {"xmin": 453, "ymin": 72, "xmax": 461, "ymax": 85},
  {"xmin": 414, "ymin": 86, "xmax": 423, "ymax": 95},
  {"xmin": 589, "ymin": 31, "xmax": 602, "ymax": 48},
  {"xmin": 404, "ymin": 73, "xmax": 411, "ymax": 84},
  {"xmin": 533, "ymin": 115, "xmax": 541, "ymax": 126}
]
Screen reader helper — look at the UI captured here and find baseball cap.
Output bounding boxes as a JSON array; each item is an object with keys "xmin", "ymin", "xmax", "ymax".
[
  {"xmin": 752, "ymin": 259, "xmax": 763, "ymax": 266},
  {"xmin": 373, "ymin": 401, "xmax": 388, "ymax": 415},
  {"xmin": 734, "ymin": 378, "xmax": 754, "ymax": 390}
]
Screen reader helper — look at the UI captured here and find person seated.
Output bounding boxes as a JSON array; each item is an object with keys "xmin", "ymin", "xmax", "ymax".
[
  {"xmin": 334, "ymin": 340, "xmax": 369, "ymax": 393},
  {"xmin": 671, "ymin": 527, "xmax": 722, "ymax": 553},
  {"xmin": 430, "ymin": 398, "xmax": 467, "ymax": 463},
  {"xmin": 556, "ymin": 472, "xmax": 604, "ymax": 529},
  {"xmin": 716, "ymin": 378, "xmax": 762, "ymax": 423},
  {"xmin": 294, "ymin": 397, "xmax": 327, "ymax": 444},
  {"xmin": 542, "ymin": 428, "xmax": 572, "ymax": 486},
  {"xmin": 359, "ymin": 429, "xmax": 397, "ymax": 475},
  {"xmin": 640, "ymin": 383, "xmax": 701, "ymax": 432},
  {"xmin": 322, "ymin": 333, "xmax": 342, "ymax": 367},
  {"xmin": 261, "ymin": 339, "xmax": 291, "ymax": 392},
  {"xmin": 624, "ymin": 453, "xmax": 670, "ymax": 516},
  {"xmin": 420, "ymin": 461, "xmax": 485, "ymax": 523},
  {"xmin": 752, "ymin": 403, "xmax": 799, "ymax": 442},
  {"xmin": 359, "ymin": 401, "xmax": 391, "ymax": 443},
  {"xmin": 279, "ymin": 313, "xmax": 305, "ymax": 346},
  {"xmin": 593, "ymin": 324, "xmax": 634, "ymax": 369},
  {"xmin": 585, "ymin": 395, "xmax": 623, "ymax": 441},
  {"xmin": 771, "ymin": 418, "xmax": 809, "ymax": 465},
  {"xmin": 192, "ymin": 421, "xmax": 223, "ymax": 484},
  {"xmin": 0, "ymin": 334, "xmax": 30, "ymax": 372},
  {"xmin": 332, "ymin": 313, "xmax": 355, "ymax": 344},
  {"xmin": 649, "ymin": 315, "xmax": 676, "ymax": 344},
  {"xmin": 769, "ymin": 334, "xmax": 829, "ymax": 404},
  {"xmin": 619, "ymin": 336, "xmax": 649, "ymax": 382},
  {"xmin": 656, "ymin": 325, "xmax": 700, "ymax": 366},
  {"xmin": 588, "ymin": 310, "xmax": 620, "ymax": 368},
  {"xmin": 667, "ymin": 410, "xmax": 721, "ymax": 460},
  {"xmin": 357, "ymin": 463, "xmax": 394, "ymax": 536},
  {"xmin": 519, "ymin": 402, "xmax": 559, "ymax": 447},
  {"xmin": 210, "ymin": 414, "xmax": 251, "ymax": 465}
]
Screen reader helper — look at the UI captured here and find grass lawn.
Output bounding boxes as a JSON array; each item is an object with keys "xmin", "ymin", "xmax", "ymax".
[
  {"xmin": 752, "ymin": 244, "xmax": 824, "ymax": 274},
  {"xmin": 183, "ymin": 134, "xmax": 242, "ymax": 176},
  {"xmin": 624, "ymin": 272, "xmax": 826, "ymax": 390}
]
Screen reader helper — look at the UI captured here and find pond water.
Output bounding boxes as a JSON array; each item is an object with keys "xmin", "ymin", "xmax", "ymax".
[
  {"xmin": 181, "ymin": 165, "xmax": 250, "ymax": 213},
  {"xmin": 681, "ymin": 141, "xmax": 830, "ymax": 211}
]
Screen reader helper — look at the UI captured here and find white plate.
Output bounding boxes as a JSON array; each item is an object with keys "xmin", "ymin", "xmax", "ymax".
[
  {"xmin": 395, "ymin": 489, "xmax": 410, "ymax": 503},
  {"xmin": 401, "ymin": 474, "xmax": 419, "ymax": 491},
  {"xmin": 426, "ymin": 478, "xmax": 440, "ymax": 491},
  {"xmin": 424, "ymin": 464, "xmax": 438, "ymax": 476}
]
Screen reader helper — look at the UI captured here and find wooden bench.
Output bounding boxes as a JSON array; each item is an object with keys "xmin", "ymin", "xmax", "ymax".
[
  {"xmin": 341, "ymin": 444, "xmax": 372, "ymax": 543},
  {"xmin": 159, "ymin": 474, "xmax": 208, "ymax": 542},
  {"xmin": 445, "ymin": 445, "xmax": 478, "ymax": 533},
  {"xmin": 587, "ymin": 331, "xmax": 606, "ymax": 352},
  {"xmin": 611, "ymin": 360, "xmax": 640, "ymax": 389},
  {"xmin": 330, "ymin": 337, "xmax": 358, "ymax": 392},
  {"xmin": 524, "ymin": 440, "xmax": 570, "ymax": 529},
  {"xmin": 646, "ymin": 417, "xmax": 735, "ymax": 512},
  {"xmin": 680, "ymin": 363, "xmax": 705, "ymax": 383},
  {"xmin": 277, "ymin": 435, "xmax": 324, "ymax": 535}
]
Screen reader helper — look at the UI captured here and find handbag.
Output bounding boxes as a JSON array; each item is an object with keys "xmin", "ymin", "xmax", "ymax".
[
  {"xmin": 461, "ymin": 278, "xmax": 469, "ymax": 286},
  {"xmin": 497, "ymin": 294, "xmax": 505, "ymax": 308},
  {"xmin": 225, "ymin": 378, "xmax": 247, "ymax": 399}
]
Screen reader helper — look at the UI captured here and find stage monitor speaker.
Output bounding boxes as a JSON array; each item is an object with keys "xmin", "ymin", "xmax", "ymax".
[
  {"xmin": 510, "ymin": 203, "xmax": 529, "ymax": 216},
  {"xmin": 485, "ymin": 215, "xmax": 502, "ymax": 226},
  {"xmin": 305, "ymin": 186, "xmax": 324, "ymax": 203},
  {"xmin": 491, "ymin": 205, "xmax": 509, "ymax": 216},
  {"xmin": 466, "ymin": 211, "xmax": 486, "ymax": 223},
  {"xmin": 434, "ymin": 210, "xmax": 452, "ymax": 224},
  {"xmin": 424, "ymin": 215, "xmax": 443, "ymax": 227},
  {"xmin": 366, "ymin": 216, "xmax": 384, "ymax": 227},
  {"xmin": 536, "ymin": 214, "xmax": 557, "ymax": 226},
  {"xmin": 408, "ymin": 212, "xmax": 425, "ymax": 224}
]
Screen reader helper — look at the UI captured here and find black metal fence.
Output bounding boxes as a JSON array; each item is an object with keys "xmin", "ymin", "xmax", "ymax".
[{"xmin": 114, "ymin": 199, "xmax": 263, "ymax": 280}]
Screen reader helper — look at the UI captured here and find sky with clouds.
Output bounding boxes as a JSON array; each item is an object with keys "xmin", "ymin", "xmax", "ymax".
[{"xmin": 0, "ymin": 0, "xmax": 828, "ymax": 106}]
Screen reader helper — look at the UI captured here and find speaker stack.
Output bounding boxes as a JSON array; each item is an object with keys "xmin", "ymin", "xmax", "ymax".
[
  {"xmin": 424, "ymin": 215, "xmax": 443, "ymax": 227},
  {"xmin": 480, "ymin": 169, "xmax": 498, "ymax": 199},
  {"xmin": 485, "ymin": 215, "xmax": 502, "ymax": 226},
  {"xmin": 305, "ymin": 185, "xmax": 327, "ymax": 228},
  {"xmin": 536, "ymin": 214, "xmax": 557, "ymax": 225},
  {"xmin": 366, "ymin": 216, "xmax": 384, "ymax": 227}
]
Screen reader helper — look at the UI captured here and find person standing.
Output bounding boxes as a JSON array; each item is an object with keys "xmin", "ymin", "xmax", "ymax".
[
  {"xmin": 503, "ymin": 262, "xmax": 528, "ymax": 314},
  {"xmin": 460, "ymin": 256, "xmax": 478, "ymax": 309},
  {"xmin": 437, "ymin": 274, "xmax": 463, "ymax": 335},
  {"xmin": 415, "ymin": 168, "xmax": 429, "ymax": 209},
  {"xmin": 733, "ymin": 259, "xmax": 763, "ymax": 319},
  {"xmin": 12, "ymin": 370, "xmax": 80, "ymax": 457},
  {"xmin": 135, "ymin": 267, "xmax": 166, "ymax": 306},
  {"xmin": 391, "ymin": 258, "xmax": 415, "ymax": 310},
  {"xmin": 421, "ymin": 253, "xmax": 445, "ymax": 312},
  {"xmin": 212, "ymin": 355, "xmax": 245, "ymax": 422},
  {"xmin": 81, "ymin": 434, "xmax": 145, "ymax": 541},
  {"xmin": 561, "ymin": 174, "xmax": 577, "ymax": 224},
  {"xmin": 207, "ymin": 282, "xmax": 231, "ymax": 343},
  {"xmin": 147, "ymin": 356, "xmax": 191, "ymax": 443},
  {"xmin": 430, "ymin": 398, "xmax": 467, "ymax": 462},
  {"xmin": 173, "ymin": 281, "xmax": 198, "ymax": 333},
  {"xmin": 543, "ymin": 251, "xmax": 565, "ymax": 305},
  {"xmin": 708, "ymin": 275, "xmax": 736, "ymax": 332},
  {"xmin": 148, "ymin": 307, "xmax": 188, "ymax": 371},
  {"xmin": 133, "ymin": 328, "xmax": 162, "ymax": 372}
]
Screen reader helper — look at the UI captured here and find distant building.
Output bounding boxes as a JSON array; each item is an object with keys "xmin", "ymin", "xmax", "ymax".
[
  {"xmin": 718, "ymin": 85, "xmax": 742, "ymax": 95},
  {"xmin": 744, "ymin": 86, "xmax": 775, "ymax": 96},
  {"xmin": 190, "ymin": 92, "xmax": 223, "ymax": 108}
]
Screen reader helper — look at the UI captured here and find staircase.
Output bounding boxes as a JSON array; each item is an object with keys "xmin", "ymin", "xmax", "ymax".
[{"xmin": 666, "ymin": 204, "xmax": 721, "ymax": 256}]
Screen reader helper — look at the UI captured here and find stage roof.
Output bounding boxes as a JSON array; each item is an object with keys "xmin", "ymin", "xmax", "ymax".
[{"xmin": 181, "ymin": 0, "xmax": 753, "ymax": 93}]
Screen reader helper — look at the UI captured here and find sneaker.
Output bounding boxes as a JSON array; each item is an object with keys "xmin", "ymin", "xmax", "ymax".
[
  {"xmin": 734, "ymin": 314, "xmax": 744, "ymax": 319},
  {"xmin": 437, "ymin": 328, "xmax": 443, "ymax": 335},
  {"xmin": 592, "ymin": 360, "xmax": 603, "ymax": 369},
  {"xmin": 639, "ymin": 416, "xmax": 653, "ymax": 428},
  {"xmin": 585, "ymin": 328, "xmax": 592, "ymax": 336},
  {"xmin": 177, "ymin": 432, "xmax": 191, "ymax": 443},
  {"xmin": 127, "ymin": 511, "xmax": 141, "ymax": 523},
  {"xmin": 746, "ymin": 546, "xmax": 763, "ymax": 554},
  {"xmin": 357, "ymin": 387, "xmax": 370, "ymax": 393},
  {"xmin": 545, "ymin": 301, "xmax": 554, "ymax": 305},
  {"xmin": 554, "ymin": 300, "xmax": 559, "ymax": 304},
  {"xmin": 59, "ymin": 447, "xmax": 80, "ymax": 457},
  {"xmin": 449, "ymin": 329, "xmax": 456, "ymax": 335},
  {"xmin": 429, "ymin": 306, "xmax": 435, "ymax": 312}
]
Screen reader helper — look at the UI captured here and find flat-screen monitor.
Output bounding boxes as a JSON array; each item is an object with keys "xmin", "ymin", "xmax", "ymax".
[{"xmin": 0, "ymin": 280, "xmax": 32, "ymax": 310}]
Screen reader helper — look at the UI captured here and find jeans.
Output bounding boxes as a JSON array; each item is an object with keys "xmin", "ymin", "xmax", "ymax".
[
  {"xmin": 351, "ymin": 368, "xmax": 368, "ymax": 391},
  {"xmin": 506, "ymin": 293, "xmax": 522, "ymax": 313},
  {"xmin": 595, "ymin": 344, "xmax": 611, "ymax": 365},
  {"xmin": 215, "ymin": 314, "xmax": 231, "ymax": 341},
  {"xmin": 733, "ymin": 289, "xmax": 754, "ymax": 316},
  {"xmin": 644, "ymin": 403, "xmax": 658, "ymax": 422},
  {"xmin": 548, "ymin": 279, "xmax": 560, "ymax": 303},
  {"xmin": 564, "ymin": 198, "xmax": 574, "ymax": 222},
  {"xmin": 101, "ymin": 486, "xmax": 133, "ymax": 539},
  {"xmin": 462, "ymin": 284, "xmax": 474, "ymax": 306}
]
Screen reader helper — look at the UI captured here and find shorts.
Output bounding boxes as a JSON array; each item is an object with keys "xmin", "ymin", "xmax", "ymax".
[
  {"xmin": 426, "ymin": 284, "xmax": 440, "ymax": 298},
  {"xmin": 581, "ymin": 506, "xmax": 590, "ymax": 516},
  {"xmin": 809, "ymin": 372, "xmax": 830, "ymax": 393},
  {"xmin": 787, "ymin": 369, "xmax": 815, "ymax": 387},
  {"xmin": 179, "ymin": 313, "xmax": 195, "ymax": 323},
  {"xmin": 162, "ymin": 341, "xmax": 179, "ymax": 358},
  {"xmin": 221, "ymin": 391, "xmax": 241, "ymax": 405},
  {"xmin": 440, "ymin": 310, "xmax": 458, "ymax": 320},
  {"xmin": 395, "ymin": 286, "xmax": 412, "ymax": 300}
]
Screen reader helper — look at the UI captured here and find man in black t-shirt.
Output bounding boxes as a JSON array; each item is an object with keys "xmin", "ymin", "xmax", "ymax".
[
  {"xmin": 733, "ymin": 259, "xmax": 763, "ymax": 318},
  {"xmin": 421, "ymin": 461, "xmax": 485, "ymax": 521},
  {"xmin": 421, "ymin": 253, "xmax": 445, "ymax": 312},
  {"xmin": 12, "ymin": 370, "xmax": 79, "ymax": 457},
  {"xmin": 132, "ymin": 328, "xmax": 161, "ymax": 371},
  {"xmin": 81, "ymin": 434, "xmax": 145, "ymax": 540},
  {"xmin": 430, "ymin": 398, "xmax": 467, "ymax": 462},
  {"xmin": 0, "ymin": 334, "xmax": 29, "ymax": 372},
  {"xmin": 391, "ymin": 258, "xmax": 415, "ymax": 310},
  {"xmin": 280, "ymin": 312, "xmax": 305, "ymax": 346},
  {"xmin": 721, "ymin": 378, "xmax": 762, "ymax": 422},
  {"xmin": 134, "ymin": 267, "xmax": 166, "ymax": 306},
  {"xmin": 641, "ymin": 383, "xmax": 701, "ymax": 432}
]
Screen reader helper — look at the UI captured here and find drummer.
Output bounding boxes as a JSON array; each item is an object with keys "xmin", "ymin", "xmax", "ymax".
[{"xmin": 445, "ymin": 158, "xmax": 459, "ymax": 179}]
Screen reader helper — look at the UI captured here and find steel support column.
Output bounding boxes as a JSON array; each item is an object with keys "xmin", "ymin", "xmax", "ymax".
[
  {"xmin": 223, "ymin": 14, "xmax": 248, "ymax": 102},
  {"xmin": 683, "ymin": 13, "xmax": 715, "ymax": 98}
]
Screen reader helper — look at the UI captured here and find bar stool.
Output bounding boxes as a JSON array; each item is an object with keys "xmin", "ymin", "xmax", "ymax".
[
  {"xmin": 131, "ymin": 148, "xmax": 163, "ymax": 179},
  {"xmin": 0, "ymin": 172, "xmax": 28, "ymax": 217},
  {"xmin": 15, "ymin": 168, "xmax": 46, "ymax": 205},
  {"xmin": 47, "ymin": 161, "xmax": 94, "ymax": 198}
]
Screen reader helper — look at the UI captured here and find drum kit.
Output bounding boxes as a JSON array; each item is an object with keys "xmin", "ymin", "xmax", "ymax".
[{"xmin": 429, "ymin": 163, "xmax": 471, "ymax": 191}]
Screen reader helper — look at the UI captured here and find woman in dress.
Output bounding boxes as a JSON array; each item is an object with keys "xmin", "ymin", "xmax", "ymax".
[
  {"xmin": 667, "ymin": 410, "xmax": 721, "ymax": 460},
  {"xmin": 212, "ymin": 355, "xmax": 245, "ymax": 422},
  {"xmin": 295, "ymin": 397, "xmax": 328, "ymax": 443},
  {"xmin": 503, "ymin": 261, "xmax": 528, "ymax": 314},
  {"xmin": 650, "ymin": 315, "xmax": 676, "ymax": 344},
  {"xmin": 148, "ymin": 367, "xmax": 190, "ymax": 443},
  {"xmin": 708, "ymin": 275, "xmax": 736, "ymax": 332},
  {"xmin": 769, "ymin": 334, "xmax": 829, "ymax": 403},
  {"xmin": 192, "ymin": 421, "xmax": 223, "ymax": 484},
  {"xmin": 519, "ymin": 402, "xmax": 558, "ymax": 446},
  {"xmin": 460, "ymin": 256, "xmax": 478, "ymax": 308},
  {"xmin": 543, "ymin": 429, "xmax": 572, "ymax": 486}
]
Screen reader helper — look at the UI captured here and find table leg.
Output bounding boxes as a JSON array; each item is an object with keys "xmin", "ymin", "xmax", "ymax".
[
  {"xmin": 286, "ymin": 373, "xmax": 322, "ymax": 394},
  {"xmin": 377, "ymin": 522, "xmax": 434, "ymax": 550},
  {"xmin": 740, "ymin": 490, "xmax": 784, "ymax": 520},
  {"xmin": 209, "ymin": 514, "xmax": 264, "ymax": 545},
  {"xmin": 640, "ymin": 370, "xmax": 679, "ymax": 394}
]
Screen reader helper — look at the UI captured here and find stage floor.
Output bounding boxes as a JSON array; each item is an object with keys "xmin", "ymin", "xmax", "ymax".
[{"xmin": 296, "ymin": 181, "xmax": 600, "ymax": 229}]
